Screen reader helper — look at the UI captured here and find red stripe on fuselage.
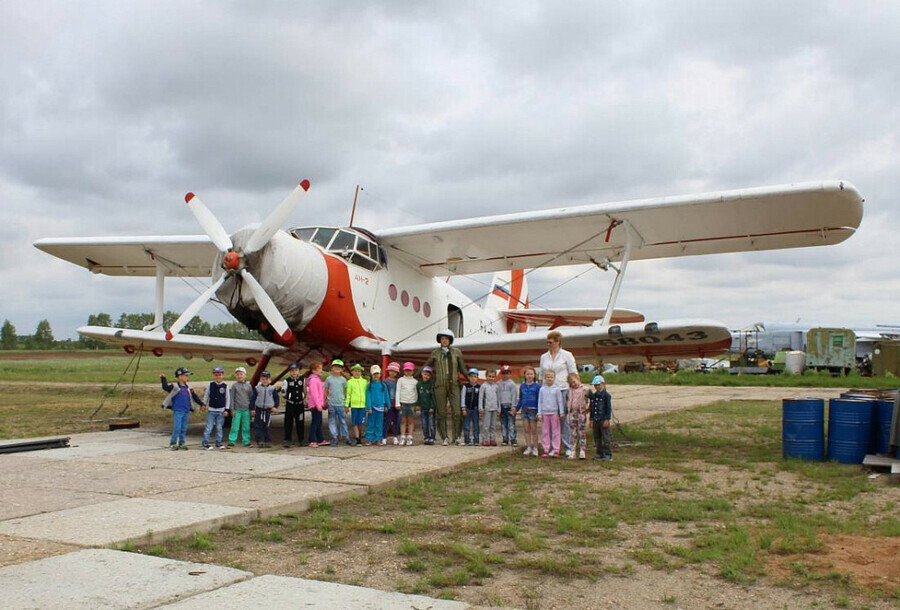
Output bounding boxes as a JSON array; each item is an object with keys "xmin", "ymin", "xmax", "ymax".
[{"xmin": 299, "ymin": 251, "xmax": 377, "ymax": 348}]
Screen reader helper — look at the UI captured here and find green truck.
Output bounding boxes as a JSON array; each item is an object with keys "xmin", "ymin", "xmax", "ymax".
[{"xmin": 806, "ymin": 327, "xmax": 855, "ymax": 375}]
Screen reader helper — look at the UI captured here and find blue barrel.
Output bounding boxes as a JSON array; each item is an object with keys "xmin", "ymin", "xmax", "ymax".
[
  {"xmin": 871, "ymin": 400, "xmax": 894, "ymax": 455},
  {"xmin": 827, "ymin": 399, "xmax": 874, "ymax": 464},
  {"xmin": 783, "ymin": 399, "xmax": 825, "ymax": 461}
]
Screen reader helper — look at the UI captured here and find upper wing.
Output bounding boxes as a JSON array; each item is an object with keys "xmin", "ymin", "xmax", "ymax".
[
  {"xmin": 33, "ymin": 236, "xmax": 216, "ymax": 277},
  {"xmin": 78, "ymin": 326, "xmax": 287, "ymax": 362},
  {"xmin": 498, "ymin": 307, "xmax": 644, "ymax": 328},
  {"xmin": 390, "ymin": 319, "xmax": 732, "ymax": 367},
  {"xmin": 375, "ymin": 181, "xmax": 863, "ymax": 277}
]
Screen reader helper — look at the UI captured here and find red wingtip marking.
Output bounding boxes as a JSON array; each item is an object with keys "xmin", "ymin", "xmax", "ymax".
[
  {"xmin": 300, "ymin": 179, "xmax": 310, "ymax": 191},
  {"xmin": 185, "ymin": 192, "xmax": 195, "ymax": 204},
  {"xmin": 165, "ymin": 330, "xmax": 174, "ymax": 341}
]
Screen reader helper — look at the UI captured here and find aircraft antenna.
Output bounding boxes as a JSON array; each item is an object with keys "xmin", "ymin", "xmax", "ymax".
[{"xmin": 349, "ymin": 184, "xmax": 361, "ymax": 227}]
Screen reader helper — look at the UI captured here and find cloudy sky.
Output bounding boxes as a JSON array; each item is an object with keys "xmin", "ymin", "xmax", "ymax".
[{"xmin": 2, "ymin": 1, "xmax": 898, "ymax": 340}]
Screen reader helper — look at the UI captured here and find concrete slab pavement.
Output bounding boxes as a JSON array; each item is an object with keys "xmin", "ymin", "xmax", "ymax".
[
  {"xmin": 0, "ymin": 549, "xmax": 252, "ymax": 610},
  {"xmin": 0, "ymin": 498, "xmax": 253, "ymax": 546},
  {"xmin": 152, "ymin": 477, "xmax": 367, "ymax": 519},
  {"xmin": 163, "ymin": 573, "xmax": 470, "ymax": 609}
]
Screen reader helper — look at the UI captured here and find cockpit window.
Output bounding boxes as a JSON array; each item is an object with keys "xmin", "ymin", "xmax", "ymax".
[
  {"xmin": 329, "ymin": 230, "xmax": 356, "ymax": 252},
  {"xmin": 289, "ymin": 225, "xmax": 386, "ymax": 270},
  {"xmin": 292, "ymin": 227, "xmax": 315, "ymax": 242},
  {"xmin": 311, "ymin": 227, "xmax": 335, "ymax": 249}
]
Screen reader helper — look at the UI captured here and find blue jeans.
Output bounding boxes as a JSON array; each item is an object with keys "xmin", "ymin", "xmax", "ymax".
[
  {"xmin": 463, "ymin": 408, "xmax": 479, "ymax": 444},
  {"xmin": 202, "ymin": 411, "xmax": 225, "ymax": 446},
  {"xmin": 170, "ymin": 410, "xmax": 189, "ymax": 445},
  {"xmin": 366, "ymin": 410, "xmax": 384, "ymax": 442},
  {"xmin": 500, "ymin": 406, "xmax": 517, "ymax": 443},
  {"xmin": 421, "ymin": 409, "xmax": 435, "ymax": 441},
  {"xmin": 328, "ymin": 405, "xmax": 348, "ymax": 441}
]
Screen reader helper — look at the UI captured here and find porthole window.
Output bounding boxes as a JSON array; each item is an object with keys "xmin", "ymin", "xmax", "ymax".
[
  {"xmin": 388, "ymin": 284, "xmax": 398, "ymax": 301},
  {"xmin": 412, "ymin": 296, "xmax": 420, "ymax": 313},
  {"xmin": 401, "ymin": 290, "xmax": 409, "ymax": 307},
  {"xmin": 423, "ymin": 302, "xmax": 431, "ymax": 317}
]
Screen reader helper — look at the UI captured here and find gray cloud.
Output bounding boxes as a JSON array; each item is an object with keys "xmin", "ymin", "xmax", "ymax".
[{"xmin": 2, "ymin": 1, "xmax": 898, "ymax": 338}]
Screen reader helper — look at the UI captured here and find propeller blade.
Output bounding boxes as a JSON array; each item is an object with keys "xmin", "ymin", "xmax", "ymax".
[
  {"xmin": 243, "ymin": 179, "xmax": 310, "ymax": 254},
  {"xmin": 239, "ymin": 268, "xmax": 295, "ymax": 344},
  {"xmin": 165, "ymin": 275, "xmax": 227, "ymax": 340},
  {"xmin": 185, "ymin": 192, "xmax": 233, "ymax": 252}
]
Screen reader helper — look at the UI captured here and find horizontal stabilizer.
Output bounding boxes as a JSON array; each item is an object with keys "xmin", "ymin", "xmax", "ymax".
[{"xmin": 498, "ymin": 307, "xmax": 644, "ymax": 329}]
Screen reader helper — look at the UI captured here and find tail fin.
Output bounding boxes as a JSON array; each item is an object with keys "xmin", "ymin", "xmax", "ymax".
[{"xmin": 485, "ymin": 269, "xmax": 529, "ymax": 333}]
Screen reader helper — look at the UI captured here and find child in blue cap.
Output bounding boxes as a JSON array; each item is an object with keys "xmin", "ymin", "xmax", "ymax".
[{"xmin": 160, "ymin": 367, "xmax": 204, "ymax": 449}]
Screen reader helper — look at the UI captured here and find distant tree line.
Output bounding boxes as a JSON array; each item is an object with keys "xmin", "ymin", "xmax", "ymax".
[{"xmin": 0, "ymin": 313, "xmax": 260, "ymax": 351}]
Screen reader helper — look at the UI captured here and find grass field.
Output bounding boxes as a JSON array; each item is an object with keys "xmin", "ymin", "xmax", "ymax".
[
  {"xmin": 124, "ymin": 400, "xmax": 900, "ymax": 609},
  {"xmin": 2, "ymin": 351, "xmax": 896, "ymax": 388}
]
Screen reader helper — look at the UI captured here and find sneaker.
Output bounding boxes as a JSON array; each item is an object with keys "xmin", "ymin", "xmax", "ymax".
[
  {"xmin": 330, "ymin": 440, "xmax": 338, "ymax": 446},
  {"xmin": 442, "ymin": 438, "xmax": 449, "ymax": 446},
  {"xmin": 205, "ymin": 445, "xmax": 214, "ymax": 451},
  {"xmin": 593, "ymin": 455, "xmax": 604, "ymax": 461},
  {"xmin": 464, "ymin": 441, "xmax": 471, "ymax": 446},
  {"xmin": 481, "ymin": 440, "xmax": 490, "ymax": 447},
  {"xmin": 511, "ymin": 440, "xmax": 518, "ymax": 447},
  {"xmin": 179, "ymin": 444, "xmax": 188, "ymax": 450},
  {"xmin": 565, "ymin": 449, "xmax": 573, "ymax": 458},
  {"xmin": 283, "ymin": 442, "xmax": 291, "ymax": 448},
  {"xmin": 522, "ymin": 447, "xmax": 530, "ymax": 455},
  {"xmin": 364, "ymin": 441, "xmax": 372, "ymax": 446},
  {"xmin": 392, "ymin": 436, "xmax": 399, "ymax": 445},
  {"xmin": 490, "ymin": 440, "xmax": 497, "ymax": 447},
  {"xmin": 169, "ymin": 443, "xmax": 178, "ymax": 451},
  {"xmin": 407, "ymin": 436, "xmax": 414, "ymax": 446},
  {"xmin": 227, "ymin": 442, "xmax": 235, "ymax": 448},
  {"xmin": 579, "ymin": 449, "xmax": 586, "ymax": 460},
  {"xmin": 264, "ymin": 442, "xmax": 272, "ymax": 448},
  {"xmin": 454, "ymin": 439, "xmax": 462, "ymax": 446},
  {"xmin": 603, "ymin": 456, "xmax": 613, "ymax": 461},
  {"xmin": 379, "ymin": 439, "xmax": 387, "ymax": 446},
  {"xmin": 550, "ymin": 452, "xmax": 559, "ymax": 458},
  {"xmin": 347, "ymin": 439, "xmax": 355, "ymax": 446},
  {"xmin": 568, "ymin": 452, "xmax": 575, "ymax": 460},
  {"xmin": 309, "ymin": 442, "xmax": 318, "ymax": 448},
  {"xmin": 502, "ymin": 440, "xmax": 508, "ymax": 446}
]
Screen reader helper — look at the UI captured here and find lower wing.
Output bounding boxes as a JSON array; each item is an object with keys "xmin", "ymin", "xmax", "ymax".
[
  {"xmin": 390, "ymin": 319, "xmax": 731, "ymax": 367},
  {"xmin": 497, "ymin": 307, "xmax": 645, "ymax": 329},
  {"xmin": 78, "ymin": 326, "xmax": 287, "ymax": 365}
]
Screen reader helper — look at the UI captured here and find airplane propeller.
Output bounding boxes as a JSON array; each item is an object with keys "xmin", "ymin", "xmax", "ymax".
[{"xmin": 165, "ymin": 180, "xmax": 311, "ymax": 345}]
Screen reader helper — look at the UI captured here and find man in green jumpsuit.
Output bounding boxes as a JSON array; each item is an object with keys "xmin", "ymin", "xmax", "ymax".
[{"xmin": 424, "ymin": 329, "xmax": 468, "ymax": 445}]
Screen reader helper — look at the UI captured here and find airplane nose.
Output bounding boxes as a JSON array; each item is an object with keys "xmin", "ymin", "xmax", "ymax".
[{"xmin": 215, "ymin": 229, "xmax": 327, "ymax": 341}]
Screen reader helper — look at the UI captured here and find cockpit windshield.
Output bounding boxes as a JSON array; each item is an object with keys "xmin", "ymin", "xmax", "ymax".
[{"xmin": 289, "ymin": 226, "xmax": 386, "ymax": 271}]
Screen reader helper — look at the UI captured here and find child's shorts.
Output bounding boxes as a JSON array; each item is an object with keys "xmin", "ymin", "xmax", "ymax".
[
  {"xmin": 400, "ymin": 402, "xmax": 416, "ymax": 418},
  {"xmin": 522, "ymin": 410, "xmax": 538, "ymax": 422},
  {"xmin": 351, "ymin": 408, "xmax": 366, "ymax": 426}
]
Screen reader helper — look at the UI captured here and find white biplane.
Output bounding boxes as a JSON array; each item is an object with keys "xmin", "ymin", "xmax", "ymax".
[{"xmin": 35, "ymin": 180, "xmax": 863, "ymax": 383}]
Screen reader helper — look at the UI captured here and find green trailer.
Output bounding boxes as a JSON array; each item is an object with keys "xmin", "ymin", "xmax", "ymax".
[
  {"xmin": 872, "ymin": 340, "xmax": 900, "ymax": 377},
  {"xmin": 806, "ymin": 327, "xmax": 855, "ymax": 375}
]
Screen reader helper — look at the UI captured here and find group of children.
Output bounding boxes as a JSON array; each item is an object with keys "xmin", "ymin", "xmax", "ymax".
[{"xmin": 160, "ymin": 360, "xmax": 613, "ymax": 460}]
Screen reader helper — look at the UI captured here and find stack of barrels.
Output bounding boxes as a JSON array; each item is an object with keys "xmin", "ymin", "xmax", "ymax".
[{"xmin": 782, "ymin": 390, "xmax": 898, "ymax": 463}]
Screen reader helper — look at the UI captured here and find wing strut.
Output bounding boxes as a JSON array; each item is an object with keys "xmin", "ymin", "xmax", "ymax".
[
  {"xmin": 599, "ymin": 221, "xmax": 640, "ymax": 327},
  {"xmin": 144, "ymin": 258, "xmax": 167, "ymax": 332}
]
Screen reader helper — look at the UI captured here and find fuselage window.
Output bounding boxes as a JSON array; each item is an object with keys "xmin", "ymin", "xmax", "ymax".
[{"xmin": 330, "ymin": 230, "xmax": 356, "ymax": 253}]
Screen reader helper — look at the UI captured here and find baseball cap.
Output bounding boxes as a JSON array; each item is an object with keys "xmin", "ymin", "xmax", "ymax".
[
  {"xmin": 212, "ymin": 366, "xmax": 225, "ymax": 374},
  {"xmin": 288, "ymin": 362, "xmax": 300, "ymax": 370},
  {"xmin": 591, "ymin": 375, "xmax": 605, "ymax": 385},
  {"xmin": 175, "ymin": 367, "xmax": 192, "ymax": 377},
  {"xmin": 234, "ymin": 366, "xmax": 247, "ymax": 374},
  {"xmin": 260, "ymin": 371, "xmax": 272, "ymax": 378},
  {"xmin": 331, "ymin": 359, "xmax": 345, "ymax": 368}
]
